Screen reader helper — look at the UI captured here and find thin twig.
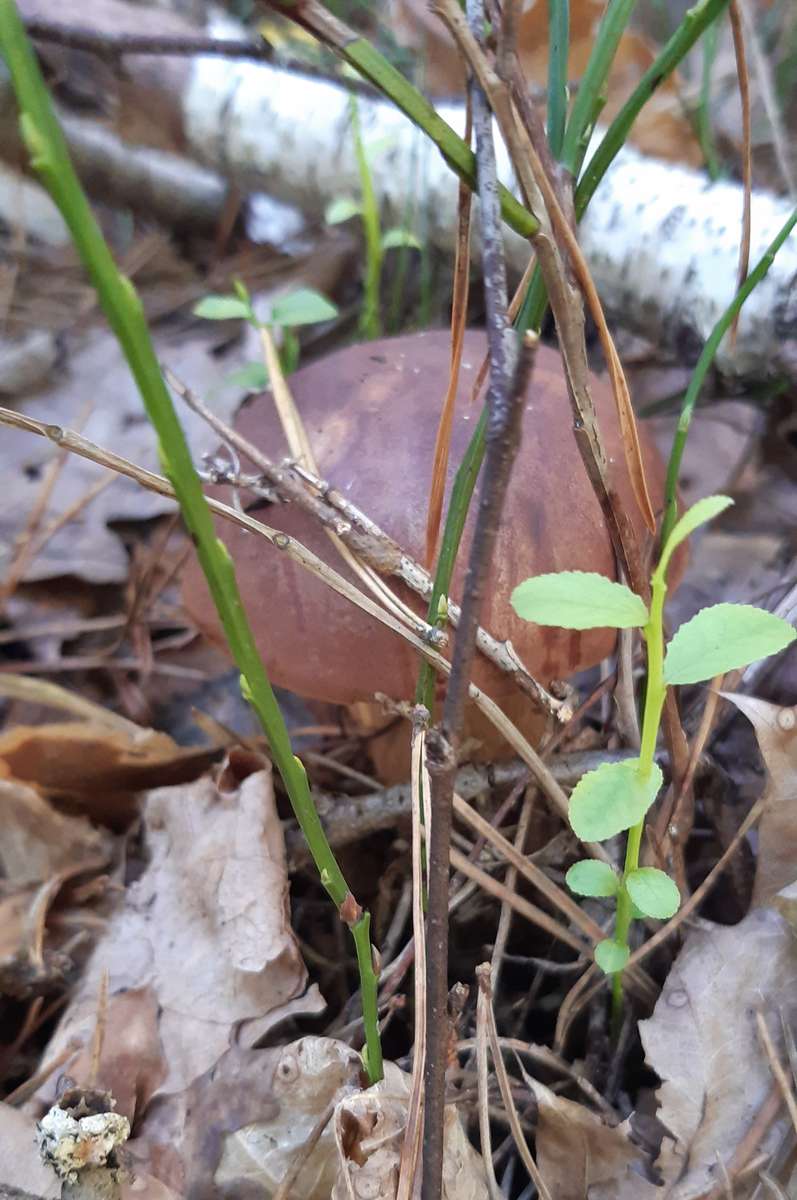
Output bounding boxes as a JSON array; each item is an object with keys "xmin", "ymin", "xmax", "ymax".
[
  {"xmin": 477, "ymin": 964, "xmax": 553, "ymax": 1200},
  {"xmin": 397, "ymin": 711, "xmax": 430, "ymax": 1200},
  {"xmin": 735, "ymin": 0, "xmax": 796, "ymax": 198},
  {"xmin": 489, "ymin": 782, "xmax": 534, "ymax": 998},
  {"xmin": 271, "ymin": 1099, "xmax": 336, "ymax": 1200},
  {"xmin": 23, "ymin": 17, "xmax": 382, "ymax": 98},
  {"xmin": 476, "ymin": 968, "xmax": 502, "ymax": 1199},
  {"xmin": 422, "ymin": 4, "xmax": 533, "ymax": 1182},
  {"xmin": 757, "ymin": 1012, "xmax": 797, "ymax": 1139}
]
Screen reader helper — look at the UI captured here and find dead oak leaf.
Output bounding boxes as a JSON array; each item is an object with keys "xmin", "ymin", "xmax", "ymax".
[
  {"xmin": 36, "ymin": 766, "xmax": 324, "ymax": 1100},
  {"xmin": 529, "ymin": 1080, "xmax": 659, "ymax": 1200},
  {"xmin": 639, "ymin": 905, "xmax": 797, "ymax": 1199},
  {"xmin": 723, "ymin": 695, "xmax": 797, "ymax": 907},
  {"xmin": 0, "ymin": 775, "xmax": 111, "ymax": 886}
]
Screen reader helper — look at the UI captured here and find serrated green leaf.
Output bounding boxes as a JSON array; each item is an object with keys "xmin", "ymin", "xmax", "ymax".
[
  {"xmin": 664, "ymin": 603, "xmax": 796, "ymax": 685},
  {"xmin": 193, "ymin": 294, "xmax": 252, "ymax": 321},
  {"xmin": 566, "ymin": 860, "xmax": 619, "ymax": 897},
  {"xmin": 626, "ymin": 868, "xmax": 680, "ymax": 919},
  {"xmin": 569, "ymin": 760, "xmax": 663, "ymax": 841},
  {"xmin": 511, "ymin": 572, "xmax": 648, "ymax": 630},
  {"xmin": 381, "ymin": 227, "xmax": 421, "ymax": 251},
  {"xmin": 226, "ymin": 362, "xmax": 268, "ymax": 392},
  {"xmin": 325, "ymin": 196, "xmax": 362, "ymax": 225},
  {"xmin": 270, "ymin": 288, "xmax": 338, "ymax": 328},
  {"xmin": 595, "ymin": 939, "xmax": 629, "ymax": 974},
  {"xmin": 658, "ymin": 494, "xmax": 733, "ymax": 577}
]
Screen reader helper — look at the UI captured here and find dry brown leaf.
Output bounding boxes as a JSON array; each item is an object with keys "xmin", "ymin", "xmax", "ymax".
[
  {"xmin": 55, "ymin": 987, "xmax": 166, "ymax": 1125},
  {"xmin": 0, "ymin": 722, "xmax": 219, "ymax": 828},
  {"xmin": 529, "ymin": 1079, "xmax": 658, "ymax": 1200},
  {"xmin": 639, "ymin": 904, "xmax": 797, "ymax": 1199},
  {"xmin": 130, "ymin": 1038, "xmax": 361, "ymax": 1199},
  {"xmin": 0, "ymin": 1103, "xmax": 59, "ymax": 1198},
  {"xmin": 723, "ymin": 696, "xmax": 797, "ymax": 907},
  {"xmin": 35, "ymin": 765, "xmax": 324, "ymax": 1101},
  {"xmin": 332, "ymin": 1061, "xmax": 488, "ymax": 1200},
  {"xmin": 388, "ymin": 0, "xmax": 702, "ymax": 165},
  {"xmin": 0, "ymin": 775, "xmax": 111, "ymax": 886},
  {"xmin": 0, "ymin": 323, "xmax": 258, "ymax": 586}
]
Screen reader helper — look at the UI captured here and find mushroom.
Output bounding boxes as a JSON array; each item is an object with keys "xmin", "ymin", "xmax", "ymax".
[{"xmin": 183, "ymin": 330, "xmax": 673, "ymax": 761}]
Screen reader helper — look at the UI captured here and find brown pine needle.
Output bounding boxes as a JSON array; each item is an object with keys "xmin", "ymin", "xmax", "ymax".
[{"xmin": 425, "ymin": 99, "xmax": 473, "ymax": 566}]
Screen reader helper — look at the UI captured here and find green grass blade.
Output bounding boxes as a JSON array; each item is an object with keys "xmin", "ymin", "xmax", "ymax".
[
  {"xmin": 560, "ymin": 0, "xmax": 638, "ymax": 175},
  {"xmin": 576, "ymin": 0, "xmax": 731, "ymax": 217},
  {"xmin": 662, "ymin": 204, "xmax": 797, "ymax": 541},
  {"xmin": 547, "ymin": 0, "xmax": 570, "ymax": 158}
]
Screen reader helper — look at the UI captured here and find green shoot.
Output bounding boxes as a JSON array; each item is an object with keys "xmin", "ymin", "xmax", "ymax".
[
  {"xmin": 511, "ymin": 495, "xmax": 796, "ymax": 1019},
  {"xmin": 0, "ymin": 0, "xmax": 383, "ymax": 1083},
  {"xmin": 697, "ymin": 16, "xmax": 722, "ymax": 180},
  {"xmin": 662, "ymin": 202, "xmax": 797, "ymax": 542},
  {"xmin": 325, "ymin": 96, "xmax": 420, "ymax": 338},
  {"xmin": 194, "ymin": 282, "xmax": 338, "ymax": 387},
  {"xmin": 547, "ymin": 0, "xmax": 570, "ymax": 158}
]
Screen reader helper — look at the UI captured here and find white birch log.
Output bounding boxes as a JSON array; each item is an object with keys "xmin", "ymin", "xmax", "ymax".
[
  {"xmin": 12, "ymin": 0, "xmax": 797, "ymax": 378},
  {"xmin": 180, "ymin": 18, "xmax": 797, "ymax": 381}
]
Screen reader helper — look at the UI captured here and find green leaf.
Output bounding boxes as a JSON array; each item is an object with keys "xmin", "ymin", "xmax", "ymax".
[
  {"xmin": 270, "ymin": 288, "xmax": 338, "ymax": 328},
  {"xmin": 664, "ymin": 603, "xmax": 796, "ymax": 685},
  {"xmin": 325, "ymin": 197, "xmax": 362, "ymax": 224},
  {"xmin": 658, "ymin": 494, "xmax": 733, "ymax": 576},
  {"xmin": 193, "ymin": 294, "xmax": 252, "ymax": 321},
  {"xmin": 569, "ymin": 760, "xmax": 663, "ymax": 842},
  {"xmin": 625, "ymin": 868, "xmax": 680, "ymax": 919},
  {"xmin": 566, "ymin": 860, "xmax": 619, "ymax": 897},
  {"xmin": 511, "ymin": 572, "xmax": 648, "ymax": 630},
  {"xmin": 226, "ymin": 362, "xmax": 268, "ymax": 392},
  {"xmin": 381, "ymin": 227, "xmax": 421, "ymax": 251},
  {"xmin": 595, "ymin": 939, "xmax": 630, "ymax": 974}
]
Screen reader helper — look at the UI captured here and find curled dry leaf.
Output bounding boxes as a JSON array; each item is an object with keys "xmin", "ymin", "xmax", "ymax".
[
  {"xmin": 639, "ymin": 904, "xmax": 797, "ymax": 1199},
  {"xmin": 529, "ymin": 1079, "xmax": 659, "ymax": 1200},
  {"xmin": 0, "ymin": 774, "xmax": 111, "ymax": 887},
  {"xmin": 722, "ymin": 695, "xmax": 797, "ymax": 907},
  {"xmin": 35, "ymin": 765, "xmax": 324, "ymax": 1103},
  {"xmin": 130, "ymin": 1038, "xmax": 361, "ymax": 1199},
  {"xmin": 0, "ymin": 772, "xmax": 112, "ymax": 1000},
  {"xmin": 331, "ymin": 1061, "xmax": 488, "ymax": 1200},
  {"xmin": 0, "ymin": 722, "xmax": 219, "ymax": 829}
]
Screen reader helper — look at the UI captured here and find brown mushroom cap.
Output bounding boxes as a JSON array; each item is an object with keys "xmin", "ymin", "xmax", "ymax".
[{"xmin": 183, "ymin": 330, "xmax": 667, "ymax": 707}]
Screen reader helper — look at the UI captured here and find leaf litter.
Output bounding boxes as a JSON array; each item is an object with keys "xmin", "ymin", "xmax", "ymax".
[{"xmin": 2, "ymin": 11, "xmax": 797, "ymax": 1191}]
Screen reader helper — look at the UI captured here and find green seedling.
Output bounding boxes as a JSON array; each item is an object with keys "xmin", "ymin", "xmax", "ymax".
[
  {"xmin": 511, "ymin": 494, "xmax": 796, "ymax": 1015},
  {"xmin": 325, "ymin": 95, "xmax": 420, "ymax": 339},
  {"xmin": 194, "ymin": 281, "xmax": 338, "ymax": 388}
]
